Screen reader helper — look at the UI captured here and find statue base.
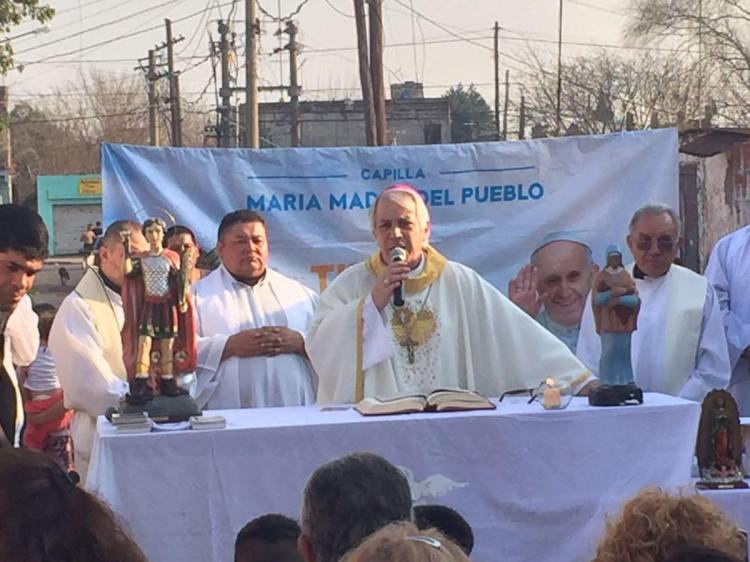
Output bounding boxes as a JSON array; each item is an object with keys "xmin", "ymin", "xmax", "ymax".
[
  {"xmin": 114, "ymin": 394, "xmax": 202, "ymax": 423},
  {"xmin": 588, "ymin": 383, "xmax": 643, "ymax": 407},
  {"xmin": 695, "ymin": 479, "xmax": 748, "ymax": 490}
]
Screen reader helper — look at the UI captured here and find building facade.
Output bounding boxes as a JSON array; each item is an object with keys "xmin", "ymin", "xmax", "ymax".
[{"xmin": 37, "ymin": 174, "xmax": 102, "ymax": 256}]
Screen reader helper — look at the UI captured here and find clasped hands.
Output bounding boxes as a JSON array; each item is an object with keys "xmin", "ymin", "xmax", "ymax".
[{"xmin": 224, "ymin": 326, "xmax": 306, "ymax": 359}]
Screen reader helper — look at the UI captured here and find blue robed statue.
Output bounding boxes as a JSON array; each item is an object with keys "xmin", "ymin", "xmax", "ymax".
[{"xmin": 592, "ymin": 245, "xmax": 640, "ymax": 385}]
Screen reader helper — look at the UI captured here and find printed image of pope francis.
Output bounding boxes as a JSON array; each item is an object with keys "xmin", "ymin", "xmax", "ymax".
[{"xmin": 307, "ymin": 184, "xmax": 592, "ymax": 403}]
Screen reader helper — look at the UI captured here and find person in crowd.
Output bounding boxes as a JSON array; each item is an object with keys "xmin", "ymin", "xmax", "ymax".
[
  {"xmin": 413, "ymin": 504, "xmax": 474, "ymax": 556},
  {"xmin": 22, "ymin": 303, "xmax": 75, "ymax": 472},
  {"xmin": 705, "ymin": 224, "xmax": 750, "ymax": 414},
  {"xmin": 93, "ymin": 221, "xmax": 103, "ymax": 237},
  {"xmin": 577, "ymin": 204, "xmax": 730, "ymax": 400},
  {"xmin": 80, "ymin": 224, "xmax": 96, "ymax": 257},
  {"xmin": 0, "ymin": 204, "xmax": 47, "ymax": 448},
  {"xmin": 166, "ymin": 224, "xmax": 203, "ymax": 283},
  {"xmin": 507, "ymin": 231, "xmax": 596, "ymax": 353},
  {"xmin": 339, "ymin": 522, "xmax": 470, "ymax": 562},
  {"xmin": 193, "ymin": 210, "xmax": 318, "ymax": 409},
  {"xmin": 49, "ymin": 220, "xmax": 149, "ymax": 479},
  {"xmin": 0, "ymin": 448, "xmax": 148, "ymax": 562},
  {"xmin": 307, "ymin": 184, "xmax": 591, "ymax": 404},
  {"xmin": 235, "ymin": 514, "xmax": 303, "ymax": 562},
  {"xmin": 591, "ymin": 488, "xmax": 746, "ymax": 562},
  {"xmin": 298, "ymin": 452, "xmax": 412, "ymax": 562}
]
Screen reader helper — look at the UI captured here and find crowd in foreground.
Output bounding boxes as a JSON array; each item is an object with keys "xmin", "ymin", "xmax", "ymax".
[{"xmin": 0, "ymin": 448, "xmax": 747, "ymax": 562}]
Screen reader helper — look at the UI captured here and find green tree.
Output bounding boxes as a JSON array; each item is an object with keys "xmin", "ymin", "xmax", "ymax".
[
  {"xmin": 443, "ymin": 84, "xmax": 495, "ymax": 143},
  {"xmin": 0, "ymin": 0, "xmax": 55, "ymax": 74}
]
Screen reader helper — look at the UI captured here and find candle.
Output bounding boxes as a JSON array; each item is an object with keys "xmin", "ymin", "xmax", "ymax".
[{"xmin": 543, "ymin": 387, "xmax": 561, "ymax": 409}]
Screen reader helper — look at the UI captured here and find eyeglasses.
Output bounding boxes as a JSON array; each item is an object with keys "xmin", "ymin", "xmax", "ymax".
[
  {"xmin": 499, "ymin": 388, "xmax": 535, "ymax": 403},
  {"xmin": 634, "ymin": 236, "xmax": 677, "ymax": 252}
]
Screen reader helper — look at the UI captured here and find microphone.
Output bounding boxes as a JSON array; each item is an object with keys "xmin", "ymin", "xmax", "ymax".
[{"xmin": 390, "ymin": 247, "xmax": 407, "ymax": 307}]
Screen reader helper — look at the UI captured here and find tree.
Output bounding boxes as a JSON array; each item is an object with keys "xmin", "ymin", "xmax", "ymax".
[
  {"xmin": 0, "ymin": 1, "xmax": 55, "ymax": 74},
  {"xmin": 627, "ymin": 0, "xmax": 750, "ymax": 124},
  {"xmin": 524, "ymin": 49, "xmax": 714, "ymax": 135},
  {"xmin": 442, "ymin": 84, "xmax": 495, "ymax": 143}
]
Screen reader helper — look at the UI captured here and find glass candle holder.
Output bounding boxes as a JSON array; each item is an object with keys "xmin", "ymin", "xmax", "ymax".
[{"xmin": 537, "ymin": 377, "xmax": 573, "ymax": 410}]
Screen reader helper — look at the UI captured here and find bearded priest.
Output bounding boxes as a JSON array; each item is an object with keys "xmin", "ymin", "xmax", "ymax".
[{"xmin": 307, "ymin": 184, "xmax": 592, "ymax": 404}]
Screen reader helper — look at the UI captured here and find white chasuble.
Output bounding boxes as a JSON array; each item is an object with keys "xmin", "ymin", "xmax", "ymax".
[
  {"xmin": 49, "ymin": 267, "xmax": 130, "ymax": 480},
  {"xmin": 193, "ymin": 266, "xmax": 318, "ymax": 409},
  {"xmin": 577, "ymin": 263, "xmax": 730, "ymax": 400},
  {"xmin": 308, "ymin": 246, "xmax": 591, "ymax": 404}
]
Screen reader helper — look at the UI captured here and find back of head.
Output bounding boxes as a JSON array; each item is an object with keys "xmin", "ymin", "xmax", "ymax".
[
  {"xmin": 101, "ymin": 220, "xmax": 142, "ymax": 247},
  {"xmin": 340, "ymin": 522, "xmax": 471, "ymax": 562},
  {"xmin": 300, "ymin": 452, "xmax": 412, "ymax": 562},
  {"xmin": 235, "ymin": 514, "xmax": 302, "ymax": 562},
  {"xmin": 0, "ymin": 204, "xmax": 49, "ymax": 260},
  {"xmin": 413, "ymin": 504, "xmax": 474, "ymax": 555},
  {"xmin": 592, "ymin": 487, "xmax": 747, "ymax": 562},
  {"xmin": 0, "ymin": 448, "xmax": 147, "ymax": 562},
  {"xmin": 661, "ymin": 545, "xmax": 744, "ymax": 562}
]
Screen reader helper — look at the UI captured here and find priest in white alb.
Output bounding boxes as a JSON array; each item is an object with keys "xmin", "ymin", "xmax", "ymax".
[
  {"xmin": 307, "ymin": 184, "xmax": 592, "ymax": 404},
  {"xmin": 577, "ymin": 204, "xmax": 730, "ymax": 400},
  {"xmin": 193, "ymin": 210, "xmax": 318, "ymax": 409},
  {"xmin": 49, "ymin": 220, "xmax": 147, "ymax": 479},
  {"xmin": 705, "ymin": 224, "xmax": 750, "ymax": 413}
]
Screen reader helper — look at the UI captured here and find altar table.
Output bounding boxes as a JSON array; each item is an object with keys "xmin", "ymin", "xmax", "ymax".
[{"xmin": 87, "ymin": 393, "xmax": 700, "ymax": 562}]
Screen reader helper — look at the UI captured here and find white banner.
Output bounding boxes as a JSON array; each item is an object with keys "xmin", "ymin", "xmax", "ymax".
[{"xmin": 102, "ymin": 129, "xmax": 678, "ymax": 294}]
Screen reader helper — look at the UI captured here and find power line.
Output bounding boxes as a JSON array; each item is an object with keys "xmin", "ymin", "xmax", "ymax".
[
  {"xmin": 14, "ymin": 0, "xmax": 142, "ymax": 46},
  {"xmin": 11, "ymin": 107, "xmax": 148, "ymax": 125},
  {"xmin": 18, "ymin": 1, "xmax": 236, "ymax": 68},
  {"xmin": 323, "ymin": 0, "xmax": 354, "ymax": 18},
  {"xmin": 256, "ymin": 0, "xmax": 311, "ymax": 21},
  {"xmin": 15, "ymin": 0, "xmax": 186, "ymax": 56},
  {"xmin": 566, "ymin": 0, "xmax": 626, "ymax": 17}
]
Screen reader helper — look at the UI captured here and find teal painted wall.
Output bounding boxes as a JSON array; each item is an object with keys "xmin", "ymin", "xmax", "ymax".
[{"xmin": 36, "ymin": 174, "xmax": 102, "ymax": 256}]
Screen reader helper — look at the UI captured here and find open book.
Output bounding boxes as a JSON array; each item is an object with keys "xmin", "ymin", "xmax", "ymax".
[{"xmin": 355, "ymin": 388, "xmax": 496, "ymax": 416}]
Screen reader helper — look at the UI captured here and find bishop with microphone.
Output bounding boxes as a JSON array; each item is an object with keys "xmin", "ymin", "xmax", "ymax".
[{"xmin": 307, "ymin": 183, "xmax": 593, "ymax": 405}]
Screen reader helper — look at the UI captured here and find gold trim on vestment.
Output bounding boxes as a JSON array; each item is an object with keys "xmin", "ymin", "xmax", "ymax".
[
  {"xmin": 365, "ymin": 245, "xmax": 447, "ymax": 294},
  {"xmin": 570, "ymin": 370, "xmax": 592, "ymax": 390},
  {"xmin": 355, "ymin": 297, "xmax": 366, "ymax": 402}
]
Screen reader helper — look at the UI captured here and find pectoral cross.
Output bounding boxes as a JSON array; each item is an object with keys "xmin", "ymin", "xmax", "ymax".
[{"xmin": 403, "ymin": 337, "xmax": 417, "ymax": 364}]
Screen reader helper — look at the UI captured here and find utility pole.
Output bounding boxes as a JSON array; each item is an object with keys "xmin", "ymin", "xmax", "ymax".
[
  {"xmin": 245, "ymin": 0, "xmax": 259, "ymax": 148},
  {"xmin": 518, "ymin": 94, "xmax": 526, "ymax": 140},
  {"xmin": 368, "ymin": 0, "xmax": 387, "ymax": 145},
  {"xmin": 0, "ymin": 87, "xmax": 11, "ymax": 203},
  {"xmin": 555, "ymin": 0, "xmax": 563, "ymax": 136},
  {"xmin": 217, "ymin": 20, "xmax": 234, "ymax": 148},
  {"xmin": 354, "ymin": 0, "xmax": 375, "ymax": 146},
  {"xmin": 147, "ymin": 50, "xmax": 160, "ymax": 146},
  {"xmin": 286, "ymin": 21, "xmax": 301, "ymax": 147},
  {"xmin": 494, "ymin": 21, "xmax": 500, "ymax": 141},
  {"xmin": 164, "ymin": 19, "xmax": 183, "ymax": 146},
  {"xmin": 502, "ymin": 69, "xmax": 509, "ymax": 141}
]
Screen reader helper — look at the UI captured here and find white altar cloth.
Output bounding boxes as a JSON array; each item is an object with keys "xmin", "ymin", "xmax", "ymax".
[{"xmin": 86, "ymin": 393, "xmax": 700, "ymax": 562}]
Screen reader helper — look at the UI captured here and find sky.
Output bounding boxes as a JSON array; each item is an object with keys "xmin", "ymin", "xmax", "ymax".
[{"xmin": 4, "ymin": 0, "xmax": 631, "ymax": 113}]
